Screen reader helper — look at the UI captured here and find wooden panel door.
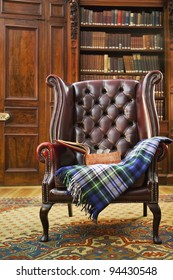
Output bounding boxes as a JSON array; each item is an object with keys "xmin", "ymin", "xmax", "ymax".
[
  {"xmin": 0, "ymin": 18, "xmax": 46, "ymax": 185},
  {"xmin": 44, "ymin": 22, "xmax": 67, "ymax": 139}
]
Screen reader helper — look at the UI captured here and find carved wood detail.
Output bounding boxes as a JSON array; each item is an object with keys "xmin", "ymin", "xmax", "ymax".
[
  {"xmin": 67, "ymin": 0, "xmax": 79, "ymax": 39},
  {"xmin": 170, "ymin": 0, "xmax": 173, "ymax": 43}
]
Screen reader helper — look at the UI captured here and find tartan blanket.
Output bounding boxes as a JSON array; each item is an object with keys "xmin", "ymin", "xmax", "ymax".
[{"xmin": 55, "ymin": 137, "xmax": 172, "ymax": 222}]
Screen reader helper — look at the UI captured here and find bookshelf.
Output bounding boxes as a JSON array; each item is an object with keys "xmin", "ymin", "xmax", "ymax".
[
  {"xmin": 67, "ymin": 0, "xmax": 173, "ymax": 184},
  {"xmin": 79, "ymin": 5, "xmax": 165, "ymax": 120}
]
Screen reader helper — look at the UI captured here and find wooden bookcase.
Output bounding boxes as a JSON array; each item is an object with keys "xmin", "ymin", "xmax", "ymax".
[{"xmin": 67, "ymin": 0, "xmax": 173, "ymax": 184}]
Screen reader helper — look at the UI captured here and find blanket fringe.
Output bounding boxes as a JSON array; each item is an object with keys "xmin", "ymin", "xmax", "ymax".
[
  {"xmin": 69, "ymin": 184, "xmax": 97, "ymax": 223},
  {"xmin": 81, "ymin": 203, "xmax": 98, "ymax": 223}
]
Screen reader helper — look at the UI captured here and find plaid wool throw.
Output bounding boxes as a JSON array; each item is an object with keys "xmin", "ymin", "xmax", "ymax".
[{"xmin": 55, "ymin": 137, "xmax": 172, "ymax": 222}]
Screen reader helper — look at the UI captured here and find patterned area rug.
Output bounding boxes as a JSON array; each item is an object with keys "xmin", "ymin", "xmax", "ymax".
[{"xmin": 0, "ymin": 195, "xmax": 173, "ymax": 260}]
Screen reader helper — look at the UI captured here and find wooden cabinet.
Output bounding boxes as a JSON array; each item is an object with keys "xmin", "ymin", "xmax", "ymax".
[{"xmin": 67, "ymin": 0, "xmax": 173, "ymax": 184}]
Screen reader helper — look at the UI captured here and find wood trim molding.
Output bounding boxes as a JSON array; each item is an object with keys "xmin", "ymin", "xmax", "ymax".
[
  {"xmin": 170, "ymin": 0, "xmax": 173, "ymax": 43},
  {"xmin": 79, "ymin": 0, "xmax": 164, "ymax": 7},
  {"xmin": 66, "ymin": 0, "xmax": 79, "ymax": 82},
  {"xmin": 66, "ymin": 0, "xmax": 79, "ymax": 39}
]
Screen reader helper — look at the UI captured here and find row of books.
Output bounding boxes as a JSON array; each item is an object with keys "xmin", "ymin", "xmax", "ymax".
[
  {"xmin": 80, "ymin": 8, "xmax": 163, "ymax": 27},
  {"xmin": 81, "ymin": 31, "xmax": 163, "ymax": 50},
  {"xmin": 156, "ymin": 99, "xmax": 164, "ymax": 120},
  {"xmin": 80, "ymin": 54, "xmax": 160, "ymax": 74}
]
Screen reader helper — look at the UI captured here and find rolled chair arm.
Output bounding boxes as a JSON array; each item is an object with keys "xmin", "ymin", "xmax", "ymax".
[
  {"xmin": 37, "ymin": 141, "xmax": 62, "ymax": 165},
  {"xmin": 156, "ymin": 142, "xmax": 169, "ymax": 162},
  {"xmin": 146, "ymin": 141, "xmax": 169, "ymax": 200},
  {"xmin": 36, "ymin": 142, "xmax": 63, "ymax": 187}
]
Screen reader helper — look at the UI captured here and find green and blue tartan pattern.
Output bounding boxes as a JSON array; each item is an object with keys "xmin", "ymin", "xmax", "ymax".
[{"xmin": 55, "ymin": 137, "xmax": 172, "ymax": 221}]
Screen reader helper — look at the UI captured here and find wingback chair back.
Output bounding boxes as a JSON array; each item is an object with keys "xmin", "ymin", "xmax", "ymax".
[
  {"xmin": 50, "ymin": 72, "xmax": 158, "ymax": 156},
  {"xmin": 37, "ymin": 70, "xmax": 169, "ymax": 244}
]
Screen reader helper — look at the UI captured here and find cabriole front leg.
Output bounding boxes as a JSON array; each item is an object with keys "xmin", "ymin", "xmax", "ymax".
[
  {"xmin": 148, "ymin": 203, "xmax": 162, "ymax": 244},
  {"xmin": 40, "ymin": 203, "xmax": 53, "ymax": 242}
]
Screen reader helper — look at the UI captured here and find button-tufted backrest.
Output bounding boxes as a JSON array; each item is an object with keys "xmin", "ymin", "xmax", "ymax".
[
  {"xmin": 73, "ymin": 79, "xmax": 139, "ymax": 157},
  {"xmin": 48, "ymin": 71, "xmax": 162, "ymax": 164}
]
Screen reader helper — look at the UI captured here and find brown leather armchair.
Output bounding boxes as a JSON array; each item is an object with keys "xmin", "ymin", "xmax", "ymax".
[{"xmin": 37, "ymin": 70, "xmax": 170, "ymax": 244}]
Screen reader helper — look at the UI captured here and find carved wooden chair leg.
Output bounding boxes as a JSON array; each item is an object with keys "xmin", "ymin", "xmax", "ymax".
[
  {"xmin": 68, "ymin": 203, "xmax": 73, "ymax": 217},
  {"xmin": 143, "ymin": 202, "xmax": 147, "ymax": 217},
  {"xmin": 40, "ymin": 203, "xmax": 53, "ymax": 242},
  {"xmin": 148, "ymin": 203, "xmax": 162, "ymax": 244}
]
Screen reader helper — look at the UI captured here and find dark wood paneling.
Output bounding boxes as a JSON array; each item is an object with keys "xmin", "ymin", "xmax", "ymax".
[
  {"xmin": 1, "ymin": 0, "xmax": 44, "ymax": 19},
  {"xmin": 0, "ymin": 1, "xmax": 67, "ymax": 185},
  {"xmin": 5, "ymin": 134, "xmax": 38, "ymax": 172},
  {"xmin": 50, "ymin": 3, "xmax": 65, "ymax": 18},
  {"xmin": 0, "ymin": 18, "xmax": 46, "ymax": 185},
  {"xmin": 5, "ymin": 107, "xmax": 38, "ymax": 127},
  {"xmin": 50, "ymin": 25, "xmax": 66, "ymax": 76},
  {"xmin": 6, "ymin": 25, "xmax": 38, "ymax": 99}
]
